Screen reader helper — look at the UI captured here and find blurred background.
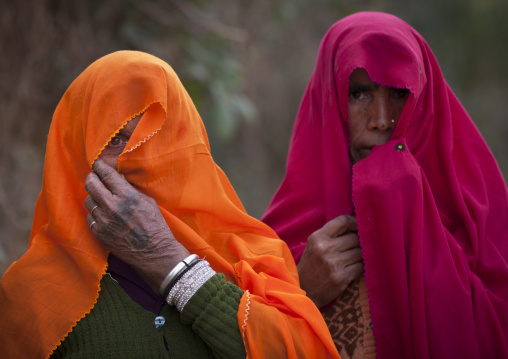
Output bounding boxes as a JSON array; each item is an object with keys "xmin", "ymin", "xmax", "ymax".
[{"xmin": 1, "ymin": 0, "xmax": 507, "ymax": 275}]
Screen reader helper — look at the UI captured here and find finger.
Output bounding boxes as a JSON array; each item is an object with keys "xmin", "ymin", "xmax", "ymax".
[
  {"xmin": 334, "ymin": 232, "xmax": 361, "ymax": 252},
  {"xmin": 86, "ymin": 213, "xmax": 99, "ymax": 232},
  {"xmin": 322, "ymin": 215, "xmax": 357, "ymax": 237},
  {"xmin": 92, "ymin": 159, "xmax": 133, "ymax": 195},
  {"xmin": 84, "ymin": 195, "xmax": 99, "ymax": 213},
  {"xmin": 330, "ymin": 247, "xmax": 363, "ymax": 272},
  {"xmin": 84, "ymin": 171, "xmax": 113, "ymax": 208},
  {"xmin": 344, "ymin": 262, "xmax": 364, "ymax": 281},
  {"xmin": 340, "ymin": 247, "xmax": 363, "ymax": 266}
]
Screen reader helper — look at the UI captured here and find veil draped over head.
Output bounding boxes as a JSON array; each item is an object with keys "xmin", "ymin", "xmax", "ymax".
[
  {"xmin": 0, "ymin": 51, "xmax": 339, "ymax": 358},
  {"xmin": 262, "ymin": 12, "xmax": 508, "ymax": 358}
]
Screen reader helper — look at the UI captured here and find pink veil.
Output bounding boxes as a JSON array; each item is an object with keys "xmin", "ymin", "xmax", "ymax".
[{"xmin": 262, "ymin": 12, "xmax": 508, "ymax": 358}]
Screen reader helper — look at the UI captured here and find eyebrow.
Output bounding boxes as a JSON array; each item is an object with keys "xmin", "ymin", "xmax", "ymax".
[
  {"xmin": 117, "ymin": 123, "xmax": 136, "ymax": 136},
  {"xmin": 349, "ymin": 83, "xmax": 376, "ymax": 92}
]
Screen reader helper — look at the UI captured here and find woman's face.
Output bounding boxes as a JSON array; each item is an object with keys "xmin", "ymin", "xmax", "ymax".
[
  {"xmin": 99, "ymin": 115, "xmax": 142, "ymax": 169},
  {"xmin": 348, "ymin": 68, "xmax": 409, "ymax": 164}
]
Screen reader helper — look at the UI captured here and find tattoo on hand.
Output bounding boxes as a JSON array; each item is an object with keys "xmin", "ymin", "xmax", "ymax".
[
  {"xmin": 128, "ymin": 227, "xmax": 152, "ymax": 251},
  {"xmin": 101, "ymin": 194, "xmax": 153, "ymax": 250}
]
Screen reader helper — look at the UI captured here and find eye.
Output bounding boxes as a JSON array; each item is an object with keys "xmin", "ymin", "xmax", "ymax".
[
  {"xmin": 349, "ymin": 89, "xmax": 370, "ymax": 101},
  {"xmin": 349, "ymin": 90, "xmax": 363, "ymax": 100},
  {"xmin": 109, "ymin": 136, "xmax": 125, "ymax": 146},
  {"xmin": 393, "ymin": 88, "xmax": 410, "ymax": 99},
  {"xmin": 348, "ymin": 84, "xmax": 371, "ymax": 101}
]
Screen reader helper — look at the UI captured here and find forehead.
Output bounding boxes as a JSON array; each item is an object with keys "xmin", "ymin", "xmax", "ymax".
[
  {"xmin": 349, "ymin": 68, "xmax": 376, "ymax": 85},
  {"xmin": 119, "ymin": 116, "xmax": 142, "ymax": 135}
]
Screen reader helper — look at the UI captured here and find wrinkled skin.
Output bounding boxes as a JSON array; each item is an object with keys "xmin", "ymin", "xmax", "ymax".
[
  {"xmin": 298, "ymin": 68, "xmax": 409, "ymax": 308},
  {"xmin": 348, "ymin": 68, "xmax": 409, "ymax": 164},
  {"xmin": 84, "ymin": 118, "xmax": 189, "ymax": 293},
  {"xmin": 297, "ymin": 215, "xmax": 363, "ymax": 308}
]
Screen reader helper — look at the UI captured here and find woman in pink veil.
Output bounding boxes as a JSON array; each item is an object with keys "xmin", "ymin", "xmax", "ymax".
[{"xmin": 262, "ymin": 11, "xmax": 508, "ymax": 359}]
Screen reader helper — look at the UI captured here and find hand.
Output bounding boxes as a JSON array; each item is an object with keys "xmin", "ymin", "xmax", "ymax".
[
  {"xmin": 84, "ymin": 159, "xmax": 190, "ymax": 292},
  {"xmin": 297, "ymin": 215, "xmax": 364, "ymax": 308}
]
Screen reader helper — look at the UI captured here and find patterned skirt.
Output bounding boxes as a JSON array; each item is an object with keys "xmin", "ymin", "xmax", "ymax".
[{"xmin": 322, "ymin": 276, "xmax": 376, "ymax": 359}]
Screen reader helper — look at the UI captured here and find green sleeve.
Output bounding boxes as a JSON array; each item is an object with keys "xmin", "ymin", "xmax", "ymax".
[{"xmin": 180, "ymin": 273, "xmax": 246, "ymax": 359}]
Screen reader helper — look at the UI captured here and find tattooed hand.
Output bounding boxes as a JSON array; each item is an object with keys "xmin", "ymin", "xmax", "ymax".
[{"xmin": 84, "ymin": 159, "xmax": 190, "ymax": 292}]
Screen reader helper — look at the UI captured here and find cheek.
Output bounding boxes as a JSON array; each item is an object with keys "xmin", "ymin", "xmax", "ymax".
[
  {"xmin": 98, "ymin": 147, "xmax": 122, "ymax": 169},
  {"xmin": 348, "ymin": 106, "xmax": 364, "ymax": 143}
]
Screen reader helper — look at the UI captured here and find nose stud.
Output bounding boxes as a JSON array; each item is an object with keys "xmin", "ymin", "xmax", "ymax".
[{"xmin": 380, "ymin": 120, "xmax": 395, "ymax": 129}]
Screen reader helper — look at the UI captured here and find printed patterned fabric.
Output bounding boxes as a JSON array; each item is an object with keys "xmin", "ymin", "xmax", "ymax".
[{"xmin": 323, "ymin": 277, "xmax": 375, "ymax": 359}]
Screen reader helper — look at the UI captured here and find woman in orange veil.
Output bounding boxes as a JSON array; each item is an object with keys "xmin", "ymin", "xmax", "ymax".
[{"xmin": 0, "ymin": 51, "xmax": 339, "ymax": 358}]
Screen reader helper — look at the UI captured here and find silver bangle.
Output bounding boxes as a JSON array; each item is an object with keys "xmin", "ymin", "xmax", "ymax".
[
  {"xmin": 159, "ymin": 254, "xmax": 199, "ymax": 296},
  {"xmin": 166, "ymin": 259, "xmax": 216, "ymax": 311}
]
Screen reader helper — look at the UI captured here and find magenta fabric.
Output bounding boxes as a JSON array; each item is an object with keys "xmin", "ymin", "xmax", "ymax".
[{"xmin": 262, "ymin": 12, "xmax": 508, "ymax": 358}]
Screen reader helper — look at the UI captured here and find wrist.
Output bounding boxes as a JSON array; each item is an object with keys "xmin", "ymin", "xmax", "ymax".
[
  {"xmin": 165, "ymin": 258, "xmax": 216, "ymax": 311},
  {"xmin": 159, "ymin": 254, "xmax": 200, "ymax": 296}
]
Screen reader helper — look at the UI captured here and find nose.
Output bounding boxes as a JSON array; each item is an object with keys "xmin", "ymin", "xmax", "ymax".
[{"xmin": 368, "ymin": 93, "xmax": 396, "ymax": 131}]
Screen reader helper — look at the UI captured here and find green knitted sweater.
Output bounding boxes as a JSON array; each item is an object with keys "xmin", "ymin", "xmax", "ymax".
[{"xmin": 50, "ymin": 273, "xmax": 246, "ymax": 358}]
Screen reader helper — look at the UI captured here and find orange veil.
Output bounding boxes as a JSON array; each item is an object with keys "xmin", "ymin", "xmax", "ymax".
[{"xmin": 0, "ymin": 51, "xmax": 338, "ymax": 358}]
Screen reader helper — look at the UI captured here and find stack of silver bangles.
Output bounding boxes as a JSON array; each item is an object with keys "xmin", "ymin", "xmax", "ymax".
[{"xmin": 159, "ymin": 254, "xmax": 216, "ymax": 312}]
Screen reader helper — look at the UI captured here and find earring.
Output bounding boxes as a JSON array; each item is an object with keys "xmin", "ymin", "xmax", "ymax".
[{"xmin": 391, "ymin": 119, "xmax": 395, "ymax": 123}]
